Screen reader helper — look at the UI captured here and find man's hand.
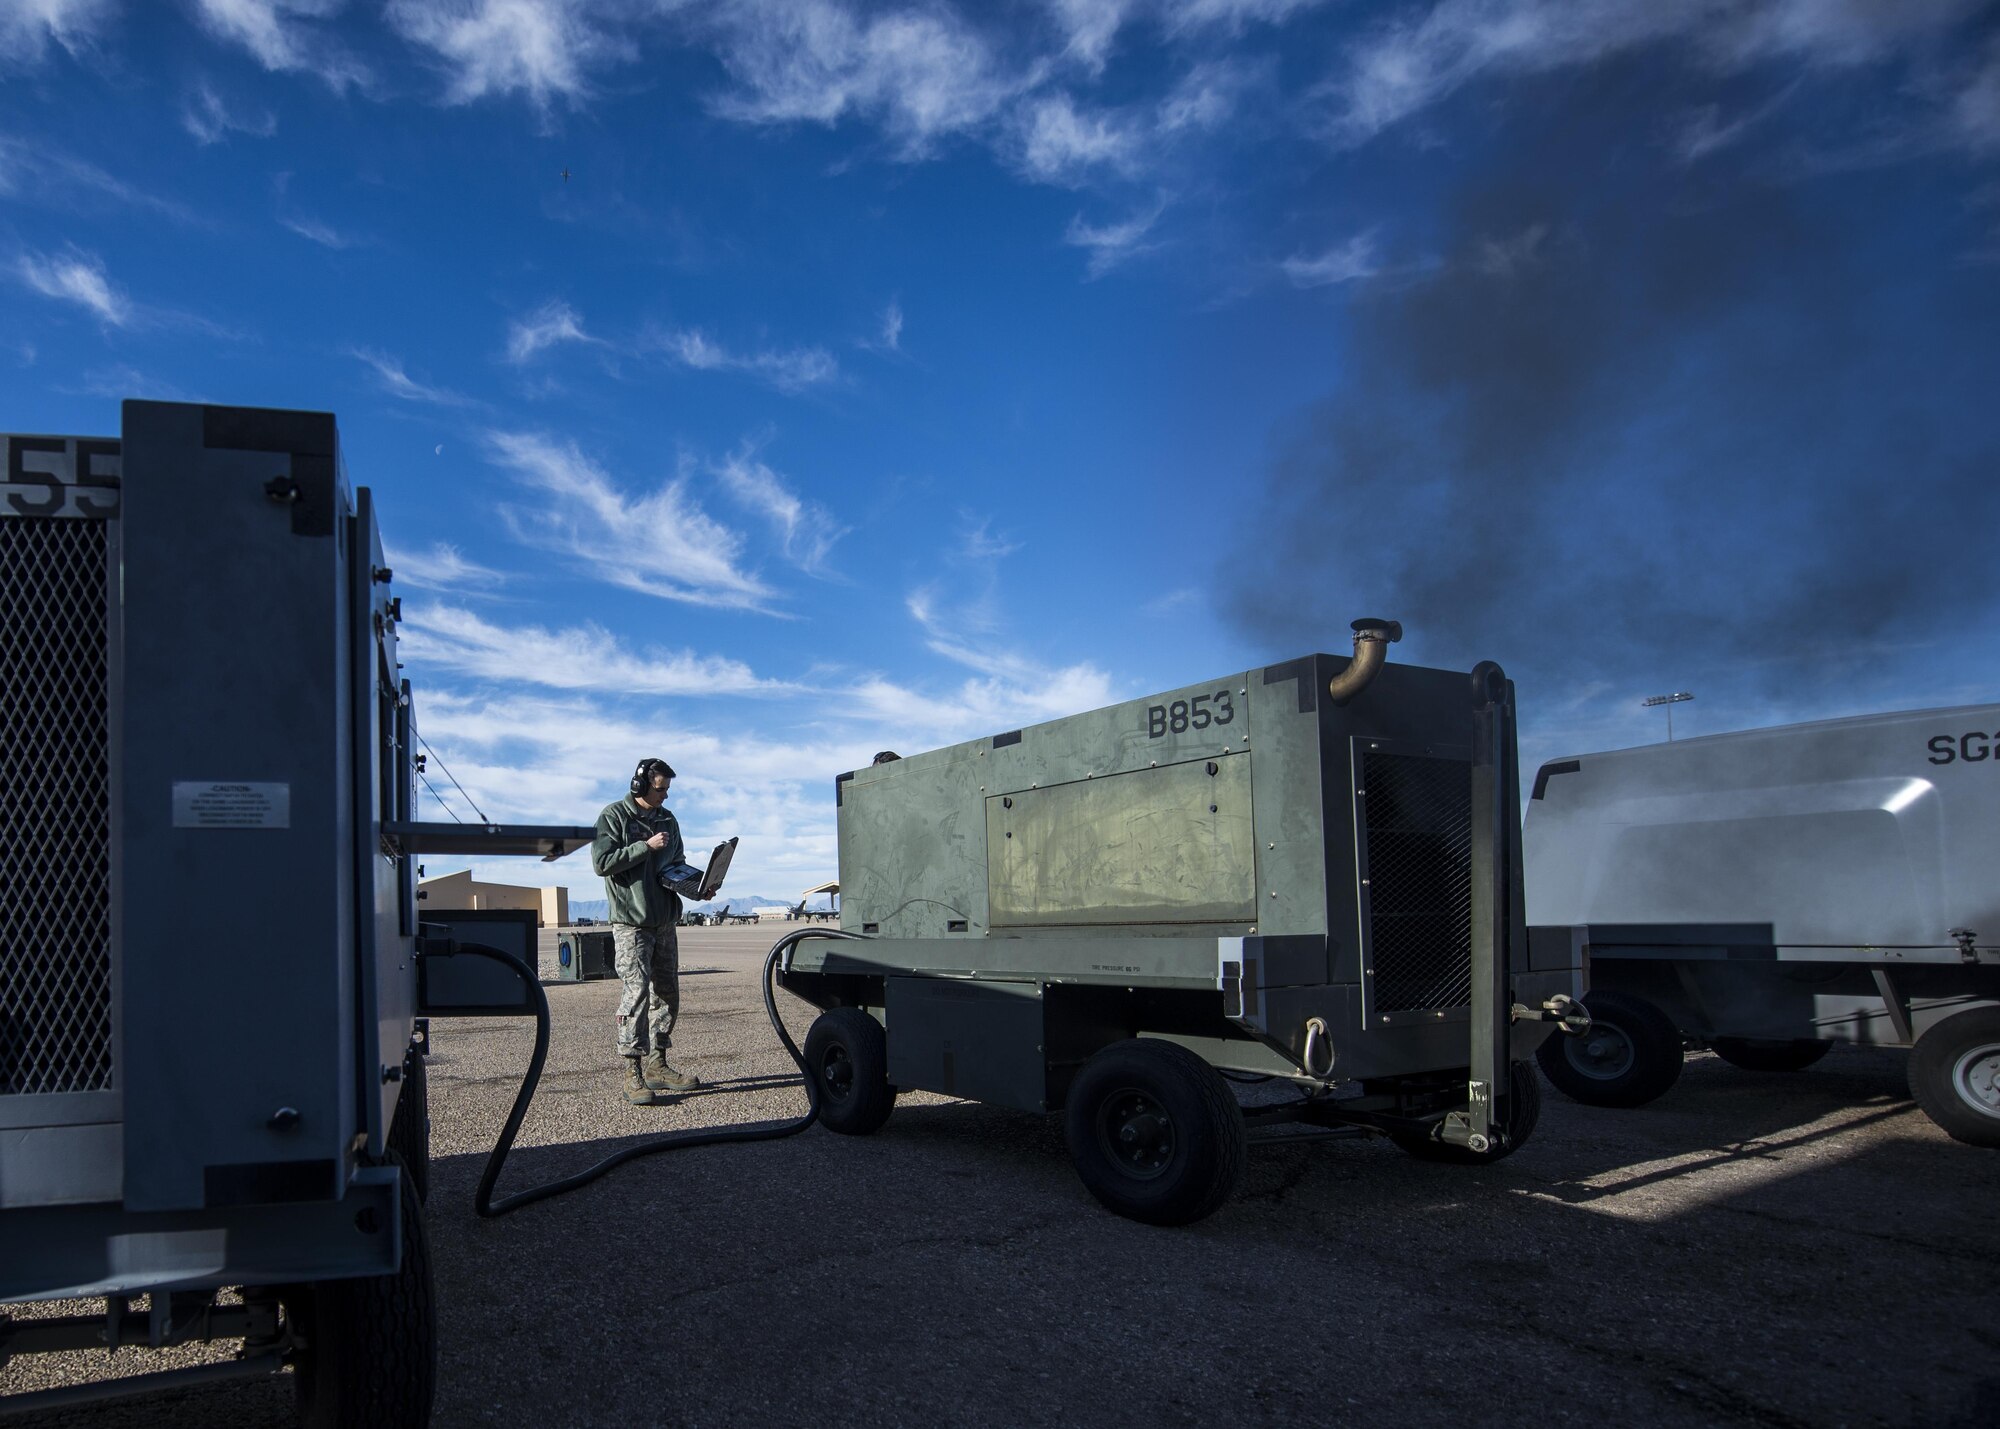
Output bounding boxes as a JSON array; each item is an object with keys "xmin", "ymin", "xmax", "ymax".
[{"xmin": 646, "ymin": 832, "xmax": 670, "ymax": 850}]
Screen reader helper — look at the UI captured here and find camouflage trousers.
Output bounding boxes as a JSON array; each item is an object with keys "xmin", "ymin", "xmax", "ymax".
[{"xmin": 612, "ymin": 923, "xmax": 680, "ymax": 1057}]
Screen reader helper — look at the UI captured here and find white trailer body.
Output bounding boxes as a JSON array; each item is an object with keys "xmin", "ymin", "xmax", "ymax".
[{"xmin": 1523, "ymin": 703, "xmax": 2000, "ymax": 1144}]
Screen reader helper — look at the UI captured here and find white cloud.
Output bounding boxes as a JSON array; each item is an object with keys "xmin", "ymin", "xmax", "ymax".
[
  {"xmin": 1282, "ymin": 229, "xmax": 1378, "ymax": 287},
  {"xmin": 67, "ymin": 364, "xmax": 203, "ymax": 402},
  {"xmin": 0, "ymin": 0, "xmax": 116, "ymax": 66},
  {"xmin": 653, "ymin": 327, "xmax": 839, "ymax": 392},
  {"xmin": 714, "ymin": 443, "xmax": 847, "ymax": 575},
  {"xmin": 383, "ymin": 541, "xmax": 508, "ymax": 594},
  {"xmin": 1044, "ymin": 0, "xmax": 1322, "ymax": 71},
  {"xmin": 1016, "ymin": 92, "xmax": 1142, "ymax": 183},
  {"xmin": 15, "ymin": 247, "xmax": 129, "ymax": 325},
  {"xmin": 1063, "ymin": 201, "xmax": 1166, "ymax": 278},
  {"xmin": 281, "ymin": 214, "xmax": 357, "ymax": 248},
  {"xmin": 401, "ymin": 605, "xmax": 787, "ymax": 696},
  {"xmin": 192, "ymin": 0, "xmax": 370, "ymax": 90},
  {"xmin": 384, "ymin": 0, "xmax": 637, "ymax": 114},
  {"xmin": 0, "ymin": 136, "xmax": 197, "ymax": 223},
  {"xmin": 1329, "ymin": 0, "xmax": 1984, "ymax": 145},
  {"xmin": 350, "ymin": 348, "xmax": 478, "ymax": 407},
  {"xmin": 1044, "ymin": 0, "xmax": 1139, "ymax": 70},
  {"xmin": 182, "ymin": 81, "xmax": 278, "ymax": 144},
  {"xmin": 506, "ymin": 298, "xmax": 597, "ymax": 363},
  {"xmin": 486, "ymin": 430, "xmax": 778, "ymax": 610},
  {"xmin": 1158, "ymin": 58, "xmax": 1259, "ymax": 133},
  {"xmin": 1953, "ymin": 34, "xmax": 2000, "ymax": 155},
  {"xmin": 879, "ymin": 299, "xmax": 903, "ymax": 351},
  {"xmin": 705, "ymin": 0, "xmax": 1021, "ymax": 156}
]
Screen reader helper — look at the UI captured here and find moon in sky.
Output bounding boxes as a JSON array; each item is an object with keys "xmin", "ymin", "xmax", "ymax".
[{"xmin": 434, "ymin": 444, "xmax": 443, "ymax": 455}]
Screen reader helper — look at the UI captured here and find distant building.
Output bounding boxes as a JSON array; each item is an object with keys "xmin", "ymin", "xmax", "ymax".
[{"xmin": 419, "ymin": 870, "xmax": 568, "ymax": 928}]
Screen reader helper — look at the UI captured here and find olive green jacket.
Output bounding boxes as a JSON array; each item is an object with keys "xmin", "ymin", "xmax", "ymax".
[{"xmin": 591, "ymin": 796, "xmax": 684, "ymax": 929}]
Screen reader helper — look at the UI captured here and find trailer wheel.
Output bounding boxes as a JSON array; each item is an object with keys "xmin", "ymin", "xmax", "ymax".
[
  {"xmin": 1534, "ymin": 991, "xmax": 1683, "ymax": 1108},
  {"xmin": 1392, "ymin": 1060, "xmax": 1541, "ymax": 1164},
  {"xmin": 1907, "ymin": 1007, "xmax": 2000, "ymax": 1148},
  {"xmin": 1064, "ymin": 1038, "xmax": 1246, "ymax": 1226},
  {"xmin": 386, "ymin": 1051, "xmax": 429, "ymax": 1204},
  {"xmin": 286, "ymin": 1157, "xmax": 436, "ymax": 1429},
  {"xmin": 805, "ymin": 1008, "xmax": 897, "ymax": 1136},
  {"xmin": 1710, "ymin": 1037, "xmax": 1833, "ymax": 1074}
]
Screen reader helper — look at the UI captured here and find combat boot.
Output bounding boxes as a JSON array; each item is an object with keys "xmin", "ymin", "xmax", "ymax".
[
  {"xmin": 642, "ymin": 1048, "xmax": 701, "ymax": 1092},
  {"xmin": 623, "ymin": 1058, "xmax": 663, "ymax": 1106}
]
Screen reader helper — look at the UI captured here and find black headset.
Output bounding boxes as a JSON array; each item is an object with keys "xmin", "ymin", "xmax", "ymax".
[{"xmin": 629, "ymin": 757, "xmax": 677, "ymax": 798}]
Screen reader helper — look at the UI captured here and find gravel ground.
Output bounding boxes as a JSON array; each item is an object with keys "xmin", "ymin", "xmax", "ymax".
[{"xmin": 5, "ymin": 919, "xmax": 1996, "ymax": 1427}]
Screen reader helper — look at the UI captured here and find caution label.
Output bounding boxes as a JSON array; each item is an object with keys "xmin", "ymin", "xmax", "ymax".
[{"xmin": 172, "ymin": 782, "xmax": 291, "ymax": 829}]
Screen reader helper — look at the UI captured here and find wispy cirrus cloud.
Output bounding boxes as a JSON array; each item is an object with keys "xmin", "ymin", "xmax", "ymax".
[
  {"xmin": 1064, "ymin": 200, "xmax": 1167, "ymax": 277},
  {"xmin": 714, "ymin": 441, "xmax": 847, "ymax": 576},
  {"xmin": 182, "ymin": 81, "xmax": 278, "ymax": 144},
  {"xmin": 281, "ymin": 214, "xmax": 362, "ymax": 248},
  {"xmin": 900, "ymin": 514, "xmax": 1114, "ymax": 717},
  {"xmin": 0, "ymin": 136, "xmax": 198, "ymax": 223},
  {"xmin": 1327, "ymin": 0, "xmax": 1988, "ymax": 146},
  {"xmin": 652, "ymin": 327, "xmax": 839, "ymax": 392},
  {"xmin": 383, "ymin": 541, "xmax": 509, "ymax": 595},
  {"xmin": 0, "ymin": 0, "xmax": 116, "ymax": 67},
  {"xmin": 350, "ymin": 347, "xmax": 479, "ymax": 407},
  {"xmin": 191, "ymin": 0, "xmax": 371, "ymax": 91},
  {"xmin": 14, "ymin": 246, "xmax": 130, "ymax": 326},
  {"xmin": 1014, "ymin": 91, "xmax": 1143, "ymax": 183},
  {"xmin": 704, "ymin": 0, "xmax": 1021, "ymax": 157},
  {"xmin": 506, "ymin": 298, "xmax": 599, "ymax": 363},
  {"xmin": 401, "ymin": 605, "xmax": 788, "ymax": 696},
  {"xmin": 384, "ymin": 0, "xmax": 638, "ymax": 118},
  {"xmin": 487, "ymin": 430, "xmax": 778, "ymax": 611},
  {"xmin": 1282, "ymin": 229, "xmax": 1378, "ymax": 287}
]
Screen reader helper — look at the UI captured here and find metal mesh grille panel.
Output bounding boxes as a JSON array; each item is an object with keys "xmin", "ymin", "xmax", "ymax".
[
  {"xmin": 1, "ymin": 518, "xmax": 114, "ymax": 1095},
  {"xmin": 1363, "ymin": 750, "xmax": 1472, "ymax": 1014}
]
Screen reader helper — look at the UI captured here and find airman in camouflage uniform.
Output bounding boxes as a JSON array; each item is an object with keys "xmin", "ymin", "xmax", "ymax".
[{"xmin": 593, "ymin": 757, "xmax": 702, "ymax": 1105}]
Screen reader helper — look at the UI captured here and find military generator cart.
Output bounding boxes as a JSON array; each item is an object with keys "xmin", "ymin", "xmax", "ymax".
[
  {"xmin": 1526, "ymin": 704, "xmax": 2000, "ymax": 1145},
  {"xmin": 779, "ymin": 626, "xmax": 1588, "ymax": 1224},
  {"xmin": 0, "ymin": 401, "xmax": 589, "ymax": 1421}
]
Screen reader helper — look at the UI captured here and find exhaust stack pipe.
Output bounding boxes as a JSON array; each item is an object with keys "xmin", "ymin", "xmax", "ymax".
[{"xmin": 1326, "ymin": 618, "xmax": 1402, "ymax": 703}]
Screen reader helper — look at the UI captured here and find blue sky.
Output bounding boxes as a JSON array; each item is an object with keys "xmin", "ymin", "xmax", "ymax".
[{"xmin": 5, "ymin": 0, "xmax": 1997, "ymax": 905}]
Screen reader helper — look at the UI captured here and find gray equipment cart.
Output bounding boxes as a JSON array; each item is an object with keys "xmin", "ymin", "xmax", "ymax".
[
  {"xmin": 1525, "ymin": 704, "xmax": 2000, "ymax": 1145},
  {"xmin": 779, "ymin": 626, "xmax": 1587, "ymax": 1224},
  {"xmin": 0, "ymin": 402, "xmax": 589, "ymax": 1421}
]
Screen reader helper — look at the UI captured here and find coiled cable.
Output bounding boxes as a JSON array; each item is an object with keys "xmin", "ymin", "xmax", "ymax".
[{"xmin": 433, "ymin": 926, "xmax": 872, "ymax": 1217}]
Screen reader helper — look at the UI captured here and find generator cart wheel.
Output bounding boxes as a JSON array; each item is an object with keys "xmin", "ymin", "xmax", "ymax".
[
  {"xmin": 805, "ymin": 1008, "xmax": 897, "ymax": 1136},
  {"xmin": 1534, "ymin": 990, "xmax": 1684, "ymax": 1108},
  {"xmin": 386, "ymin": 1051, "xmax": 430, "ymax": 1204},
  {"xmin": 286, "ymin": 1156, "xmax": 436, "ymax": 1429},
  {"xmin": 1907, "ymin": 1006, "xmax": 2000, "ymax": 1148},
  {"xmin": 1711, "ymin": 1037, "xmax": 1833, "ymax": 1073},
  {"xmin": 1392, "ymin": 1060, "xmax": 1541, "ymax": 1164},
  {"xmin": 1064, "ymin": 1038, "xmax": 1246, "ymax": 1226}
]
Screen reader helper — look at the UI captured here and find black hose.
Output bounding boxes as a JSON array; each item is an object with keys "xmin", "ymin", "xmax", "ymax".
[{"xmin": 437, "ymin": 927, "xmax": 872, "ymax": 1218}]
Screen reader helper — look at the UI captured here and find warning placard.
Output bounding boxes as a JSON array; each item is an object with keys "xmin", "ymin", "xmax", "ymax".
[{"xmin": 172, "ymin": 782, "xmax": 291, "ymax": 829}]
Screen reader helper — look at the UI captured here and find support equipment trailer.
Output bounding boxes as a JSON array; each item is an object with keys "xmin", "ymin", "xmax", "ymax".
[
  {"xmin": 780, "ymin": 625, "xmax": 1588, "ymax": 1224},
  {"xmin": 1526, "ymin": 704, "xmax": 2000, "ymax": 1146}
]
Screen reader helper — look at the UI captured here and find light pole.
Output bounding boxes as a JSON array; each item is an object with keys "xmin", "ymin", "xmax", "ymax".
[{"xmin": 1642, "ymin": 691, "xmax": 1694, "ymax": 742}]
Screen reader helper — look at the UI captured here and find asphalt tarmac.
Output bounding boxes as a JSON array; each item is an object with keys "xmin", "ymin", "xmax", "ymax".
[{"xmin": 5, "ymin": 920, "xmax": 1995, "ymax": 1427}]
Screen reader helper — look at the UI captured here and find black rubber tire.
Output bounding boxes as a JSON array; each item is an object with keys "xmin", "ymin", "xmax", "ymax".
[
  {"xmin": 1711, "ymin": 1036, "xmax": 1834, "ymax": 1073},
  {"xmin": 1907, "ymin": 1006, "xmax": 2000, "ymax": 1148},
  {"xmin": 386, "ymin": 1052, "xmax": 430, "ymax": 1204},
  {"xmin": 1392, "ymin": 1060, "xmax": 1542, "ymax": 1164},
  {"xmin": 1535, "ymin": 990, "xmax": 1685, "ymax": 1108},
  {"xmin": 804, "ymin": 1008, "xmax": 897, "ymax": 1136},
  {"xmin": 288, "ymin": 1158, "xmax": 436, "ymax": 1429},
  {"xmin": 1063, "ymin": 1038, "xmax": 1246, "ymax": 1226}
]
